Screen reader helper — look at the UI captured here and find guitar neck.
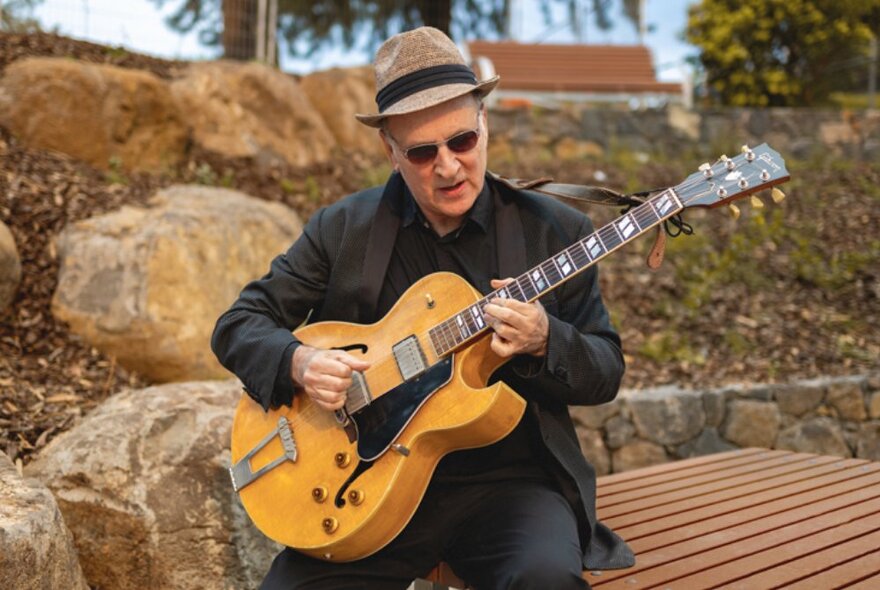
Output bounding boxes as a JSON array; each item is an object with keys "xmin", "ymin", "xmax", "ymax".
[{"xmin": 427, "ymin": 189, "xmax": 685, "ymax": 357}]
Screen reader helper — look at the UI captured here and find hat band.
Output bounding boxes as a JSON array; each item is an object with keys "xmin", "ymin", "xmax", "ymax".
[{"xmin": 376, "ymin": 64, "xmax": 478, "ymax": 113}]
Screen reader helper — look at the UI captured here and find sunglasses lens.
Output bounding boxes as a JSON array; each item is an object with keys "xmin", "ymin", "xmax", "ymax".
[
  {"xmin": 405, "ymin": 145, "xmax": 439, "ymax": 164},
  {"xmin": 447, "ymin": 130, "xmax": 479, "ymax": 153}
]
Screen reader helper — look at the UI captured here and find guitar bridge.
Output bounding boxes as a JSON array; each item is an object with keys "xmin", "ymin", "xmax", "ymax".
[
  {"xmin": 392, "ymin": 335, "xmax": 428, "ymax": 381},
  {"xmin": 229, "ymin": 415, "xmax": 297, "ymax": 492}
]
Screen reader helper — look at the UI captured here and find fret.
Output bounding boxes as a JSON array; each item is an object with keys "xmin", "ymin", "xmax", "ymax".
[
  {"xmin": 509, "ymin": 278, "xmax": 528, "ymax": 302},
  {"xmin": 555, "ymin": 251, "xmax": 575, "ymax": 277},
  {"xmin": 519, "ymin": 273, "xmax": 538, "ymax": 300},
  {"xmin": 615, "ymin": 212, "xmax": 639, "ymax": 239},
  {"xmin": 463, "ymin": 307, "xmax": 480, "ymax": 334},
  {"xmin": 598, "ymin": 225, "xmax": 622, "ymax": 251},
  {"xmin": 583, "ymin": 234, "xmax": 604, "ymax": 259},
  {"xmin": 469, "ymin": 304, "xmax": 486, "ymax": 330},
  {"xmin": 610, "ymin": 218, "xmax": 625, "ymax": 241},
  {"xmin": 529, "ymin": 268, "xmax": 548, "ymax": 293},
  {"xmin": 456, "ymin": 313, "xmax": 471, "ymax": 340},
  {"xmin": 542, "ymin": 259, "xmax": 563, "ymax": 286}
]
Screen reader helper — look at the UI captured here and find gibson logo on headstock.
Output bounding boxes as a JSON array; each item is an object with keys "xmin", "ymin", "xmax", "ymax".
[{"xmin": 759, "ymin": 152, "xmax": 781, "ymax": 170}]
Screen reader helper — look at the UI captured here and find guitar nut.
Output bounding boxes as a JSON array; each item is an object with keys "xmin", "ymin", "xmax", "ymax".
[
  {"xmin": 348, "ymin": 489, "xmax": 365, "ymax": 505},
  {"xmin": 322, "ymin": 517, "xmax": 339, "ymax": 534},
  {"xmin": 312, "ymin": 487, "xmax": 328, "ymax": 503},
  {"xmin": 334, "ymin": 452, "xmax": 351, "ymax": 468}
]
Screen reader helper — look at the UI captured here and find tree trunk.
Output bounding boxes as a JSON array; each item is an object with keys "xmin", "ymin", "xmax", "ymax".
[
  {"xmin": 419, "ymin": 0, "xmax": 452, "ymax": 36},
  {"xmin": 223, "ymin": 0, "xmax": 258, "ymax": 60}
]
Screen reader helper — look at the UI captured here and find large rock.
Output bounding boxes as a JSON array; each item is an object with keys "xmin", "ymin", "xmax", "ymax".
[
  {"xmin": 0, "ymin": 451, "xmax": 88, "ymax": 590},
  {"xmin": 774, "ymin": 380, "xmax": 825, "ymax": 417},
  {"xmin": 626, "ymin": 386, "xmax": 706, "ymax": 446},
  {"xmin": 569, "ymin": 400, "xmax": 620, "ymax": 430},
  {"xmin": 856, "ymin": 422, "xmax": 880, "ymax": 460},
  {"xmin": 826, "ymin": 377, "xmax": 867, "ymax": 421},
  {"xmin": 25, "ymin": 380, "xmax": 279, "ymax": 590},
  {"xmin": 0, "ymin": 219, "xmax": 21, "ymax": 311},
  {"xmin": 612, "ymin": 439, "xmax": 668, "ymax": 473},
  {"xmin": 171, "ymin": 61, "xmax": 335, "ymax": 167},
  {"xmin": 0, "ymin": 57, "xmax": 187, "ymax": 171},
  {"xmin": 722, "ymin": 399, "xmax": 781, "ymax": 448},
  {"xmin": 775, "ymin": 417, "xmax": 851, "ymax": 458},
  {"xmin": 52, "ymin": 185, "xmax": 302, "ymax": 382},
  {"xmin": 577, "ymin": 428, "xmax": 611, "ymax": 476},
  {"xmin": 300, "ymin": 66, "xmax": 383, "ymax": 155}
]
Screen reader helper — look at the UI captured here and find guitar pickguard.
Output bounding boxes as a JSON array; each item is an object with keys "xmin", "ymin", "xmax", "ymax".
[{"xmin": 352, "ymin": 356, "xmax": 454, "ymax": 462}]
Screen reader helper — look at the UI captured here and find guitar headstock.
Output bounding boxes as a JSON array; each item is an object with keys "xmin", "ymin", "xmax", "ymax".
[{"xmin": 675, "ymin": 144, "xmax": 790, "ymax": 215}]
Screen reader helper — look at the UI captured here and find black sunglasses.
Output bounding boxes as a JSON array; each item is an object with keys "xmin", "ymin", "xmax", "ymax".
[{"xmin": 389, "ymin": 119, "xmax": 482, "ymax": 165}]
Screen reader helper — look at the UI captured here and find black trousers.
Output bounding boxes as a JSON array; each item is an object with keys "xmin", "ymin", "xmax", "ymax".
[{"xmin": 261, "ymin": 479, "xmax": 590, "ymax": 590}]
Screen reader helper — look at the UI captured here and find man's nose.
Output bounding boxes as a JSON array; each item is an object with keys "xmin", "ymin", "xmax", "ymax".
[{"xmin": 433, "ymin": 145, "xmax": 461, "ymax": 177}]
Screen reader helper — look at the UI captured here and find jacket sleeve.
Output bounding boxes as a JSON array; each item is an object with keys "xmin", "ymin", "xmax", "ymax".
[
  {"xmin": 211, "ymin": 209, "xmax": 331, "ymax": 410},
  {"xmin": 508, "ymin": 215, "xmax": 624, "ymax": 407}
]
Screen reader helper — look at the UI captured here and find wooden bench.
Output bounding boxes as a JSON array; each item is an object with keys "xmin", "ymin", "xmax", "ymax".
[{"xmin": 415, "ymin": 448, "xmax": 880, "ymax": 589}]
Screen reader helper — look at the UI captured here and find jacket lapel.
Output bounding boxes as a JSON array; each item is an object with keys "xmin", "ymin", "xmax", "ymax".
[
  {"xmin": 491, "ymin": 176, "xmax": 528, "ymax": 281},
  {"xmin": 358, "ymin": 173, "xmax": 404, "ymax": 323}
]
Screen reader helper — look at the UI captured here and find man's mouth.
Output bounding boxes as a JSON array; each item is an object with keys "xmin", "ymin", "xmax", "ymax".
[{"xmin": 438, "ymin": 180, "xmax": 466, "ymax": 195}]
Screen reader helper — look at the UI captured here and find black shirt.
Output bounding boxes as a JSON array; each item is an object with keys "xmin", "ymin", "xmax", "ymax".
[{"xmin": 376, "ymin": 183, "xmax": 547, "ymax": 482}]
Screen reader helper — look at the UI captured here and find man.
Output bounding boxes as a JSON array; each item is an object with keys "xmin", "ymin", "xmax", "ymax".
[{"xmin": 212, "ymin": 26, "xmax": 633, "ymax": 590}]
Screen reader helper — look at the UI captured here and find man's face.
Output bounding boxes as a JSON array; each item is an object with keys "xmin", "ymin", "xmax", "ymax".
[{"xmin": 381, "ymin": 94, "xmax": 488, "ymax": 236}]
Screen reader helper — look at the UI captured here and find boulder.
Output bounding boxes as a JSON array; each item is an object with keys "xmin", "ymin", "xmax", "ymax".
[
  {"xmin": 577, "ymin": 428, "xmax": 611, "ymax": 476},
  {"xmin": 171, "ymin": 61, "xmax": 335, "ymax": 167},
  {"xmin": 626, "ymin": 386, "xmax": 706, "ymax": 446},
  {"xmin": 569, "ymin": 400, "xmax": 620, "ymax": 430},
  {"xmin": 826, "ymin": 377, "xmax": 867, "ymax": 421},
  {"xmin": 0, "ymin": 451, "xmax": 88, "ymax": 590},
  {"xmin": 0, "ymin": 219, "xmax": 21, "ymax": 311},
  {"xmin": 675, "ymin": 428, "xmax": 737, "ymax": 459},
  {"xmin": 612, "ymin": 439, "xmax": 668, "ymax": 473},
  {"xmin": 300, "ymin": 66, "xmax": 383, "ymax": 155},
  {"xmin": 604, "ymin": 415, "xmax": 636, "ymax": 450},
  {"xmin": 702, "ymin": 389, "xmax": 728, "ymax": 427},
  {"xmin": 722, "ymin": 399, "xmax": 780, "ymax": 448},
  {"xmin": 0, "ymin": 57, "xmax": 187, "ymax": 171},
  {"xmin": 775, "ymin": 417, "xmax": 851, "ymax": 458},
  {"xmin": 856, "ymin": 422, "xmax": 880, "ymax": 461},
  {"xmin": 774, "ymin": 380, "xmax": 825, "ymax": 417},
  {"xmin": 25, "ymin": 380, "xmax": 280, "ymax": 590},
  {"xmin": 51, "ymin": 185, "xmax": 302, "ymax": 382}
]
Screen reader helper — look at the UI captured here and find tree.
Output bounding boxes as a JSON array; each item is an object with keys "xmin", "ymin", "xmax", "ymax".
[
  {"xmin": 1, "ymin": 0, "xmax": 44, "ymax": 32},
  {"xmin": 686, "ymin": 0, "xmax": 880, "ymax": 107},
  {"xmin": 152, "ymin": 0, "xmax": 640, "ymax": 62}
]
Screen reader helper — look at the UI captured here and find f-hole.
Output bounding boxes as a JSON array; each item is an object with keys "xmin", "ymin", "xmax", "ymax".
[
  {"xmin": 334, "ymin": 460, "xmax": 373, "ymax": 507},
  {"xmin": 333, "ymin": 344, "xmax": 368, "ymax": 354}
]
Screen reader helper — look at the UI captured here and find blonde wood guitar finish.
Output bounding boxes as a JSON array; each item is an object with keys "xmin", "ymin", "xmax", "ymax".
[
  {"xmin": 229, "ymin": 144, "xmax": 791, "ymax": 563},
  {"xmin": 230, "ymin": 272, "xmax": 527, "ymax": 562}
]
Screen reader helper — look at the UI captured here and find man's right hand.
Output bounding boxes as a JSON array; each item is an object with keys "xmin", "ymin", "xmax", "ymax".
[{"xmin": 291, "ymin": 345, "xmax": 371, "ymax": 411}]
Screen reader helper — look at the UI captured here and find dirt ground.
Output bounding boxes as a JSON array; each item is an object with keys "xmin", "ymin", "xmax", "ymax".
[{"xmin": 1, "ymin": 33, "xmax": 878, "ymax": 465}]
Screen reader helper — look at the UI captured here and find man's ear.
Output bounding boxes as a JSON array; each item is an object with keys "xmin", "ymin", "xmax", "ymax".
[{"xmin": 379, "ymin": 131, "xmax": 399, "ymax": 171}]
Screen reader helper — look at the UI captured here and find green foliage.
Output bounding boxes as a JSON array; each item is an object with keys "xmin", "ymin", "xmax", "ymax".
[
  {"xmin": 151, "ymin": 0, "xmax": 639, "ymax": 60},
  {"xmin": 105, "ymin": 156, "xmax": 128, "ymax": 186},
  {"xmin": 686, "ymin": 0, "xmax": 880, "ymax": 106},
  {"xmin": 360, "ymin": 161, "xmax": 393, "ymax": 188},
  {"xmin": 0, "ymin": 0, "xmax": 44, "ymax": 32}
]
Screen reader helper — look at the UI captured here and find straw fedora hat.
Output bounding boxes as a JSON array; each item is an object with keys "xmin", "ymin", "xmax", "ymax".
[{"xmin": 355, "ymin": 26, "xmax": 500, "ymax": 128}]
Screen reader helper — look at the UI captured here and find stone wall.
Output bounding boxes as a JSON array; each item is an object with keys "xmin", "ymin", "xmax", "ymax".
[
  {"xmin": 488, "ymin": 105, "xmax": 880, "ymax": 161},
  {"xmin": 572, "ymin": 373, "xmax": 880, "ymax": 474}
]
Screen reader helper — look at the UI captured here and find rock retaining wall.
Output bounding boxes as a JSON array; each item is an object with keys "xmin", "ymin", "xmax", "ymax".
[
  {"xmin": 488, "ymin": 105, "xmax": 880, "ymax": 161},
  {"xmin": 572, "ymin": 373, "xmax": 880, "ymax": 474}
]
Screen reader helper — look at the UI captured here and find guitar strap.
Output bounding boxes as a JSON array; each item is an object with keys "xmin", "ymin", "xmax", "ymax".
[{"xmin": 489, "ymin": 173, "xmax": 678, "ymax": 270}]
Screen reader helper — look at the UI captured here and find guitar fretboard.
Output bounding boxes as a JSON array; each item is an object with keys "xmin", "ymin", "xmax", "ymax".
[{"xmin": 427, "ymin": 189, "xmax": 684, "ymax": 357}]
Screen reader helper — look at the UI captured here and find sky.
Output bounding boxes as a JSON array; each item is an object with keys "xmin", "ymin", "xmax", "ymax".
[{"xmin": 30, "ymin": 0, "xmax": 697, "ymax": 82}]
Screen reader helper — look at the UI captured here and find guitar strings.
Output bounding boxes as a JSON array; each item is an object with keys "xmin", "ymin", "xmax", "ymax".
[{"xmin": 283, "ymin": 163, "xmax": 767, "ymax": 431}]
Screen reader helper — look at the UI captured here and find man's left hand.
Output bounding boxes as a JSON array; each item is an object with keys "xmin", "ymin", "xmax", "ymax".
[{"xmin": 483, "ymin": 278, "xmax": 549, "ymax": 358}]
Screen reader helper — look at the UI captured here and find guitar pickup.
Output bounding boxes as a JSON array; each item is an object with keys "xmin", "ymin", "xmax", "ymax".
[{"xmin": 392, "ymin": 335, "xmax": 428, "ymax": 381}]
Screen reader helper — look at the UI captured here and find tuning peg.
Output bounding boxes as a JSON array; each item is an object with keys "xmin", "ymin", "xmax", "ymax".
[
  {"xmin": 741, "ymin": 145, "xmax": 755, "ymax": 161},
  {"xmin": 719, "ymin": 154, "xmax": 729, "ymax": 161},
  {"xmin": 728, "ymin": 203, "xmax": 741, "ymax": 220},
  {"xmin": 771, "ymin": 187, "xmax": 786, "ymax": 203},
  {"xmin": 741, "ymin": 145, "xmax": 750, "ymax": 153},
  {"xmin": 750, "ymin": 195, "xmax": 764, "ymax": 209},
  {"xmin": 699, "ymin": 162, "xmax": 713, "ymax": 177}
]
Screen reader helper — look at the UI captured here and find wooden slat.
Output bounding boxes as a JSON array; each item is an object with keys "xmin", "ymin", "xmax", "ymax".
[
  {"xmin": 599, "ymin": 448, "xmax": 785, "ymax": 501},
  {"xmin": 741, "ymin": 545, "xmax": 880, "ymax": 589},
  {"xmin": 599, "ymin": 453, "xmax": 842, "ymax": 517},
  {"xmin": 593, "ymin": 473, "xmax": 880, "ymax": 586},
  {"xmin": 680, "ymin": 517, "xmax": 880, "ymax": 589},
  {"xmin": 608, "ymin": 458, "xmax": 874, "ymax": 540},
  {"xmin": 597, "ymin": 448, "xmax": 766, "ymax": 489},
  {"xmin": 844, "ymin": 569, "xmax": 880, "ymax": 589},
  {"xmin": 595, "ymin": 495, "xmax": 880, "ymax": 588}
]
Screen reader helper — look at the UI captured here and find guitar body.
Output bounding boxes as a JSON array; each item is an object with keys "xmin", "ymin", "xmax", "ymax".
[{"xmin": 230, "ymin": 272, "xmax": 527, "ymax": 562}]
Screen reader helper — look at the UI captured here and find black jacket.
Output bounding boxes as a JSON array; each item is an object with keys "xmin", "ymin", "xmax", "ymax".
[{"xmin": 212, "ymin": 172, "xmax": 635, "ymax": 570}]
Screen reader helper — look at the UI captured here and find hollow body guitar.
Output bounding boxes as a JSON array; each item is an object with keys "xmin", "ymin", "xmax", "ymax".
[{"xmin": 229, "ymin": 144, "xmax": 790, "ymax": 562}]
